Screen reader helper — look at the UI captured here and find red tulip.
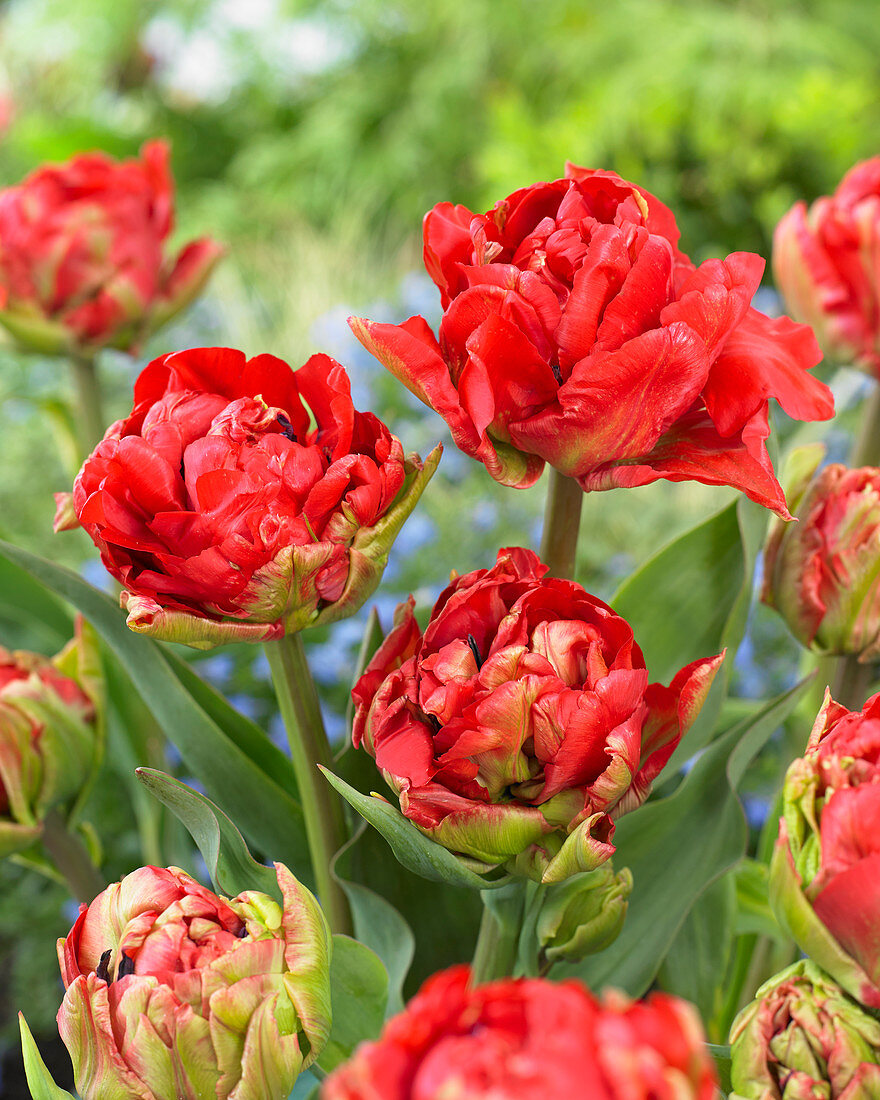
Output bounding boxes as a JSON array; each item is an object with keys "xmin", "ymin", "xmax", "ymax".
[
  {"xmin": 0, "ymin": 140, "xmax": 222, "ymax": 355},
  {"xmin": 322, "ymin": 965, "xmax": 718, "ymax": 1100},
  {"xmin": 774, "ymin": 157, "xmax": 880, "ymax": 375},
  {"xmin": 351, "ymin": 165, "xmax": 833, "ymax": 516},
  {"xmin": 771, "ymin": 690, "xmax": 880, "ymax": 1009},
  {"xmin": 55, "ymin": 346, "xmax": 440, "ymax": 648},
  {"xmin": 352, "ymin": 547, "xmax": 722, "ymax": 881}
]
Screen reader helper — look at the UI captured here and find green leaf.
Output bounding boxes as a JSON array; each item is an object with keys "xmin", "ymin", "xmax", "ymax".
[
  {"xmin": 656, "ymin": 874, "xmax": 736, "ymax": 1032},
  {"xmin": 0, "ymin": 551, "xmax": 72, "ymax": 649},
  {"xmin": 332, "ymin": 825, "xmax": 414, "ymax": 1016},
  {"xmin": 612, "ymin": 501, "xmax": 744, "ymax": 683},
  {"xmin": 733, "ymin": 859, "xmax": 788, "ymax": 941},
  {"xmin": 136, "ymin": 769, "xmax": 282, "ymax": 902},
  {"xmin": 18, "ymin": 1014, "xmax": 75, "ymax": 1100},
  {"xmin": 0, "ymin": 540, "xmax": 309, "ymax": 880},
  {"xmin": 317, "ymin": 934, "xmax": 388, "ymax": 1074},
  {"xmin": 707, "ymin": 1043, "xmax": 732, "ymax": 1097},
  {"xmin": 565, "ymin": 678, "xmax": 812, "ymax": 996},
  {"xmin": 320, "ymin": 767, "xmax": 506, "ymax": 891}
]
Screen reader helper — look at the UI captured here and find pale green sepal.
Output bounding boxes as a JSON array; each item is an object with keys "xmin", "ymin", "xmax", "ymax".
[
  {"xmin": 121, "ymin": 593, "xmax": 284, "ymax": 649},
  {"xmin": 18, "ymin": 1013, "xmax": 76, "ymax": 1099}
]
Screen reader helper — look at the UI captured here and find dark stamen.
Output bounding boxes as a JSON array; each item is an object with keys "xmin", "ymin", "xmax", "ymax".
[
  {"xmin": 551, "ymin": 362, "xmax": 562, "ymax": 385},
  {"xmin": 277, "ymin": 413, "xmax": 298, "ymax": 443},
  {"xmin": 427, "ymin": 713, "xmax": 442, "ymax": 733},
  {"xmin": 179, "ymin": 459, "xmax": 185, "ymax": 480},
  {"xmin": 235, "ymin": 923, "xmax": 248, "ymax": 938},
  {"xmin": 116, "ymin": 951, "xmax": 135, "ymax": 980},
  {"xmin": 467, "ymin": 634, "xmax": 484, "ymax": 669},
  {"xmin": 96, "ymin": 950, "xmax": 112, "ymax": 984}
]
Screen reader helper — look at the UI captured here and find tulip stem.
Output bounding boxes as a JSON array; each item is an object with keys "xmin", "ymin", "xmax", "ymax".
[
  {"xmin": 71, "ymin": 353, "xmax": 106, "ymax": 456},
  {"xmin": 829, "ymin": 654, "xmax": 878, "ymax": 712},
  {"xmin": 265, "ymin": 634, "xmax": 352, "ymax": 935},
  {"xmin": 41, "ymin": 809, "xmax": 104, "ymax": 905},
  {"xmin": 540, "ymin": 468, "xmax": 584, "ymax": 579},
  {"xmin": 471, "ymin": 884, "xmax": 526, "ymax": 984}
]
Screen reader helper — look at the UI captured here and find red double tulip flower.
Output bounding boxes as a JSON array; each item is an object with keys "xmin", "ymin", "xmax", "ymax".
[
  {"xmin": 353, "ymin": 548, "xmax": 722, "ymax": 881},
  {"xmin": 351, "ymin": 164, "xmax": 833, "ymax": 517},
  {"xmin": 771, "ymin": 690, "xmax": 880, "ymax": 1009},
  {"xmin": 0, "ymin": 140, "xmax": 222, "ymax": 355},
  {"xmin": 774, "ymin": 157, "xmax": 880, "ymax": 375},
  {"xmin": 55, "ymin": 347, "xmax": 439, "ymax": 647},
  {"xmin": 322, "ymin": 965, "xmax": 718, "ymax": 1100}
]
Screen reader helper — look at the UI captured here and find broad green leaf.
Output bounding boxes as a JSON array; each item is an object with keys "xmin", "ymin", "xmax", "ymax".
[
  {"xmin": 168, "ymin": 649, "xmax": 297, "ymax": 791},
  {"xmin": 612, "ymin": 501, "xmax": 743, "ymax": 683},
  {"xmin": 566, "ymin": 678, "xmax": 812, "ymax": 996},
  {"xmin": 733, "ymin": 859, "xmax": 788, "ymax": 942},
  {"xmin": 136, "ymin": 769, "xmax": 282, "ymax": 901},
  {"xmin": 18, "ymin": 1014, "xmax": 75, "ymax": 1100},
  {"xmin": 321, "ymin": 767, "xmax": 507, "ymax": 891},
  {"xmin": 290, "ymin": 1071, "xmax": 321, "ymax": 1099},
  {"xmin": 0, "ymin": 552, "xmax": 72, "ymax": 649},
  {"xmin": 708, "ymin": 1044, "xmax": 732, "ymax": 1097},
  {"xmin": 656, "ymin": 874, "xmax": 736, "ymax": 1037},
  {"xmin": 317, "ymin": 934, "xmax": 388, "ymax": 1073},
  {"xmin": 333, "ymin": 824, "xmax": 414, "ymax": 1016},
  {"xmin": 0, "ymin": 541, "xmax": 309, "ymax": 880}
]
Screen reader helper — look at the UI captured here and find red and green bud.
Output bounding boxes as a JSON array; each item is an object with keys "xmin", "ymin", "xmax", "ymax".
[
  {"xmin": 57, "ymin": 862, "xmax": 332, "ymax": 1100},
  {"xmin": 763, "ymin": 450, "xmax": 880, "ymax": 659},
  {"xmin": 55, "ymin": 347, "xmax": 440, "ymax": 649},
  {"xmin": 770, "ymin": 690, "xmax": 880, "ymax": 1009},
  {"xmin": 0, "ymin": 140, "xmax": 222, "ymax": 356},
  {"xmin": 729, "ymin": 960, "xmax": 880, "ymax": 1099},
  {"xmin": 773, "ymin": 157, "xmax": 880, "ymax": 376},
  {"xmin": 536, "ymin": 862, "xmax": 633, "ymax": 965},
  {"xmin": 0, "ymin": 618, "xmax": 102, "ymax": 858}
]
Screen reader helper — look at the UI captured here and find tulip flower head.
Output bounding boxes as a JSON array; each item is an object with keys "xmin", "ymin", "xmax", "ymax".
[
  {"xmin": 763, "ymin": 456, "xmax": 880, "ymax": 660},
  {"xmin": 0, "ymin": 619, "xmax": 101, "ymax": 858},
  {"xmin": 322, "ymin": 965, "xmax": 718, "ymax": 1100},
  {"xmin": 774, "ymin": 156, "xmax": 880, "ymax": 375},
  {"xmin": 57, "ymin": 863, "xmax": 332, "ymax": 1100},
  {"xmin": 55, "ymin": 346, "xmax": 440, "ymax": 648},
  {"xmin": 0, "ymin": 140, "xmax": 222, "ymax": 355},
  {"xmin": 352, "ymin": 547, "xmax": 723, "ymax": 882},
  {"xmin": 771, "ymin": 689, "xmax": 880, "ymax": 1009},
  {"xmin": 730, "ymin": 959, "xmax": 880, "ymax": 1100},
  {"xmin": 352, "ymin": 164, "xmax": 834, "ymax": 517}
]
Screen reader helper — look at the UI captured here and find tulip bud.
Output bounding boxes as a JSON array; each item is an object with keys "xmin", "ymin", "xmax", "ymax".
[
  {"xmin": 0, "ymin": 618, "xmax": 102, "ymax": 858},
  {"xmin": 763, "ymin": 451, "xmax": 880, "ymax": 660},
  {"xmin": 770, "ymin": 690, "xmax": 880, "ymax": 1008},
  {"xmin": 536, "ymin": 863, "xmax": 633, "ymax": 965},
  {"xmin": 774, "ymin": 157, "xmax": 880, "ymax": 375},
  {"xmin": 57, "ymin": 862, "xmax": 332, "ymax": 1100},
  {"xmin": 0, "ymin": 140, "xmax": 222, "ymax": 356},
  {"xmin": 729, "ymin": 960, "xmax": 880, "ymax": 1099}
]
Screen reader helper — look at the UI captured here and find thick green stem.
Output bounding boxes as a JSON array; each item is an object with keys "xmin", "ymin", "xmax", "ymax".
[
  {"xmin": 470, "ymin": 884, "xmax": 526, "ymax": 985},
  {"xmin": 829, "ymin": 654, "xmax": 877, "ymax": 712},
  {"xmin": 71, "ymin": 353, "xmax": 106, "ymax": 457},
  {"xmin": 265, "ymin": 633, "xmax": 352, "ymax": 935},
  {"xmin": 41, "ymin": 809, "xmax": 105, "ymax": 904},
  {"xmin": 540, "ymin": 468, "xmax": 584, "ymax": 580}
]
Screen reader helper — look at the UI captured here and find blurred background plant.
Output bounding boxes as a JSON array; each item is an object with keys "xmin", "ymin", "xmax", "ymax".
[{"xmin": 1, "ymin": 0, "xmax": 879, "ymax": 1091}]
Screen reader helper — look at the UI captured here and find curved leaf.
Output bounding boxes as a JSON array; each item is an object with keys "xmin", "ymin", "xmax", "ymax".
[
  {"xmin": 317, "ymin": 934, "xmax": 389, "ymax": 1074},
  {"xmin": 18, "ymin": 1014, "xmax": 75, "ymax": 1100},
  {"xmin": 136, "ymin": 768, "xmax": 282, "ymax": 901},
  {"xmin": 320, "ymin": 767, "xmax": 507, "ymax": 891}
]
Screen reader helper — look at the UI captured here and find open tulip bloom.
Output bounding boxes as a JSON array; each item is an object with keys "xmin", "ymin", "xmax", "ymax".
[
  {"xmin": 351, "ymin": 164, "xmax": 834, "ymax": 516},
  {"xmin": 55, "ymin": 346, "xmax": 440, "ymax": 648},
  {"xmin": 352, "ymin": 547, "xmax": 723, "ymax": 881},
  {"xmin": 322, "ymin": 965, "xmax": 718, "ymax": 1099}
]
